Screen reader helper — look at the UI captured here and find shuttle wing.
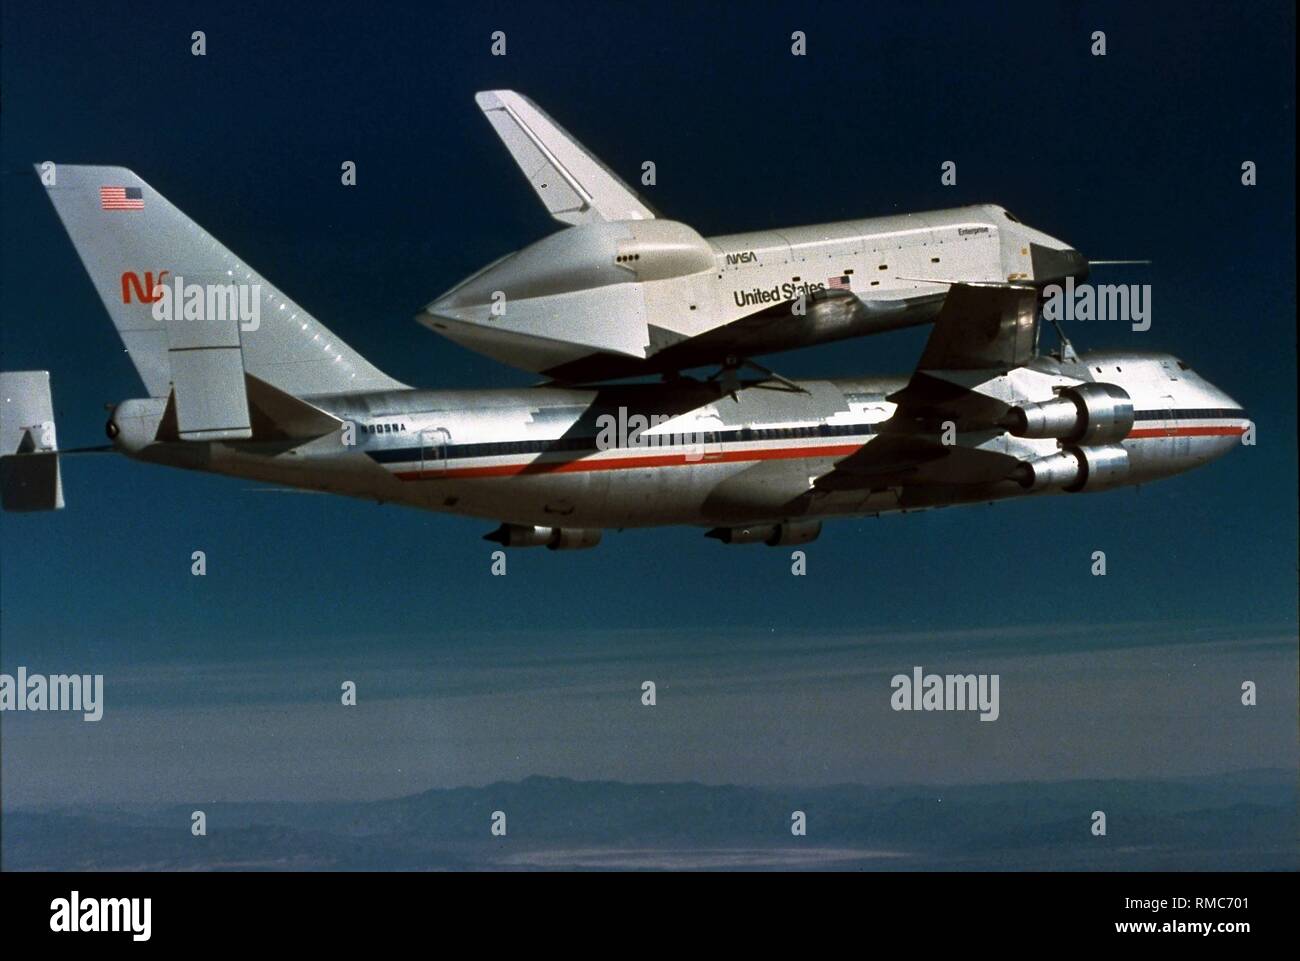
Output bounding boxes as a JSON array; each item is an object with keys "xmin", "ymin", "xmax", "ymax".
[
  {"xmin": 475, "ymin": 90, "xmax": 656, "ymax": 225},
  {"xmin": 913, "ymin": 282, "xmax": 1040, "ymax": 372},
  {"xmin": 886, "ymin": 282, "xmax": 1040, "ymax": 416},
  {"xmin": 813, "ymin": 283, "xmax": 1040, "ymax": 492},
  {"xmin": 883, "ymin": 279, "xmax": 1034, "ymax": 426}
]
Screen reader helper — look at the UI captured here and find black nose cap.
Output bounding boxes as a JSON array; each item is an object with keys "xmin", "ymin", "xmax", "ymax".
[{"xmin": 1030, "ymin": 243, "xmax": 1089, "ymax": 284}]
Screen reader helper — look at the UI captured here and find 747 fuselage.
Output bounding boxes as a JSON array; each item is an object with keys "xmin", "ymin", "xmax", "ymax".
[{"xmin": 106, "ymin": 350, "xmax": 1246, "ymax": 549}]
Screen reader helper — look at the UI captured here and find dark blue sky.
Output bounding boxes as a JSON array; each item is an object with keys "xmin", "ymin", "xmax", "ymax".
[{"xmin": 1, "ymin": 1, "xmax": 1295, "ymax": 804}]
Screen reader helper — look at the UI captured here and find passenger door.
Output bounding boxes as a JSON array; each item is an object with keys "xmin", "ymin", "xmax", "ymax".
[
  {"xmin": 420, "ymin": 427, "xmax": 451, "ymax": 478},
  {"xmin": 696, "ymin": 414, "xmax": 724, "ymax": 462}
]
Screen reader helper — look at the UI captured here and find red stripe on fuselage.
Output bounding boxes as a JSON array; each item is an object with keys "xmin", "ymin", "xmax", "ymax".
[{"xmin": 389, "ymin": 423, "xmax": 1248, "ymax": 481}]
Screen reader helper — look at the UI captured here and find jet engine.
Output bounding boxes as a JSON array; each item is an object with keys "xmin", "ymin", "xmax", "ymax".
[
  {"xmin": 1001, "ymin": 383, "xmax": 1134, "ymax": 445},
  {"xmin": 706, "ymin": 519, "xmax": 822, "ymax": 545},
  {"xmin": 1013, "ymin": 444, "xmax": 1130, "ymax": 493},
  {"xmin": 484, "ymin": 524, "xmax": 602, "ymax": 550}
]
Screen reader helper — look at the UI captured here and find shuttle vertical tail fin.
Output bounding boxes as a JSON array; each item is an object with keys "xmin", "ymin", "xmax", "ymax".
[{"xmin": 475, "ymin": 90, "xmax": 657, "ymax": 225}]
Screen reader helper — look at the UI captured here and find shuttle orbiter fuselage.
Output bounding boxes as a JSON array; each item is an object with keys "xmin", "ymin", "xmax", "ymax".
[{"xmin": 418, "ymin": 91, "xmax": 1087, "ymax": 382}]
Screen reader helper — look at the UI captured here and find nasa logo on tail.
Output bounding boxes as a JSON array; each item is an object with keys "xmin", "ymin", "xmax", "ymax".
[{"xmin": 120, "ymin": 271, "xmax": 171, "ymax": 304}]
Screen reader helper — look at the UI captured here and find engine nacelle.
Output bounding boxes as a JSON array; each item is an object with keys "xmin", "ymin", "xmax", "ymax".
[
  {"xmin": 706, "ymin": 524, "xmax": 778, "ymax": 544},
  {"xmin": 707, "ymin": 519, "xmax": 822, "ymax": 546},
  {"xmin": 1014, "ymin": 444, "xmax": 1130, "ymax": 493},
  {"xmin": 484, "ymin": 524, "xmax": 602, "ymax": 549},
  {"xmin": 768, "ymin": 519, "xmax": 822, "ymax": 546},
  {"xmin": 548, "ymin": 528, "xmax": 602, "ymax": 551},
  {"xmin": 1003, "ymin": 383, "xmax": 1134, "ymax": 445}
]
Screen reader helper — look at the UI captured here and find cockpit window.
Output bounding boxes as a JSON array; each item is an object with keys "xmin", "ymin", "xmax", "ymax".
[{"xmin": 1002, "ymin": 209, "xmax": 1021, "ymax": 224}]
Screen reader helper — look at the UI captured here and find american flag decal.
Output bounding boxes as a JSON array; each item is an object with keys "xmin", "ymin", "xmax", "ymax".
[
  {"xmin": 828, "ymin": 274, "xmax": 851, "ymax": 290},
  {"xmin": 100, "ymin": 186, "xmax": 143, "ymax": 211}
]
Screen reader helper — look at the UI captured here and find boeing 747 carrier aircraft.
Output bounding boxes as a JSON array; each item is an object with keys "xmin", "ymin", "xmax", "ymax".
[{"xmin": 0, "ymin": 164, "xmax": 1245, "ymax": 549}]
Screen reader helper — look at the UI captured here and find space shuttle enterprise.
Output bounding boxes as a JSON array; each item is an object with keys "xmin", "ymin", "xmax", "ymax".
[
  {"xmin": 421, "ymin": 90, "xmax": 1089, "ymax": 382},
  {"xmin": 0, "ymin": 92, "xmax": 1246, "ymax": 550}
]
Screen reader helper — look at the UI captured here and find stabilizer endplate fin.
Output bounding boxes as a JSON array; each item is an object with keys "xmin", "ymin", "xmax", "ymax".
[{"xmin": 0, "ymin": 371, "xmax": 63, "ymax": 511}]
